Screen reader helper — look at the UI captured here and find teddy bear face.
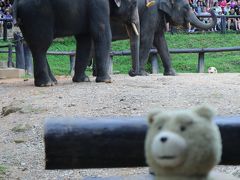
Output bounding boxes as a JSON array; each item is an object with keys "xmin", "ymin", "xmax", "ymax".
[
  {"xmin": 151, "ymin": 130, "xmax": 187, "ymax": 168},
  {"xmin": 145, "ymin": 106, "xmax": 222, "ymax": 178}
]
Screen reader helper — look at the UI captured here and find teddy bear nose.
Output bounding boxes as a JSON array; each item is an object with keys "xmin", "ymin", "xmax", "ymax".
[{"xmin": 160, "ymin": 137, "xmax": 168, "ymax": 143}]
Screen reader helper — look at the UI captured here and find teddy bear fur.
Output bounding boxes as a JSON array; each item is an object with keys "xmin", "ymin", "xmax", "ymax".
[{"xmin": 145, "ymin": 105, "xmax": 222, "ymax": 180}]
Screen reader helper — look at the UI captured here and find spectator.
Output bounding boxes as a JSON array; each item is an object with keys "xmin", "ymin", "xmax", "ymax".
[
  {"xmin": 234, "ymin": 0, "xmax": 240, "ymax": 30},
  {"xmin": 227, "ymin": 8, "xmax": 238, "ymax": 30},
  {"xmin": 213, "ymin": 1, "xmax": 223, "ymax": 13},
  {"xmin": 234, "ymin": 0, "xmax": 240, "ymax": 14},
  {"xmin": 219, "ymin": 0, "xmax": 227, "ymax": 11},
  {"xmin": 212, "ymin": 2, "xmax": 223, "ymax": 30},
  {"xmin": 209, "ymin": 0, "xmax": 219, "ymax": 8},
  {"xmin": 200, "ymin": 6, "xmax": 211, "ymax": 23},
  {"xmin": 0, "ymin": 0, "xmax": 13, "ymax": 37},
  {"xmin": 188, "ymin": 6, "xmax": 197, "ymax": 32},
  {"xmin": 199, "ymin": 6, "xmax": 212, "ymax": 31},
  {"xmin": 230, "ymin": 0, "xmax": 237, "ymax": 8},
  {"xmin": 195, "ymin": 1, "xmax": 204, "ymax": 14},
  {"xmin": 189, "ymin": 0, "xmax": 195, "ymax": 8},
  {"xmin": 224, "ymin": 2, "xmax": 231, "ymax": 14}
]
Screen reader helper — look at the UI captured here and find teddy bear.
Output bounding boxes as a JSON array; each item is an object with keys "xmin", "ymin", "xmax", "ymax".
[{"xmin": 145, "ymin": 105, "xmax": 223, "ymax": 180}]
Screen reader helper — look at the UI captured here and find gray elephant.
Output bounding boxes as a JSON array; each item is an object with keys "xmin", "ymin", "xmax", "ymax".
[
  {"xmin": 110, "ymin": 0, "xmax": 217, "ymax": 75},
  {"xmin": 13, "ymin": 0, "xmax": 140, "ymax": 87}
]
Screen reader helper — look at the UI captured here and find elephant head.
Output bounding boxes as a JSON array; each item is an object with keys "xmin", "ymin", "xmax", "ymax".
[
  {"xmin": 110, "ymin": 0, "xmax": 140, "ymax": 76},
  {"xmin": 158, "ymin": 0, "xmax": 217, "ymax": 30}
]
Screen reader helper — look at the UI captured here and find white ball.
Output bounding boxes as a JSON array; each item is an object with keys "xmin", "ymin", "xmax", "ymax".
[{"xmin": 208, "ymin": 67, "xmax": 217, "ymax": 74}]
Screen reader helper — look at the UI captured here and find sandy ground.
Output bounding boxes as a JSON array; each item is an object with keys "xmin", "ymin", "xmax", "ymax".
[{"xmin": 0, "ymin": 73, "xmax": 240, "ymax": 179}]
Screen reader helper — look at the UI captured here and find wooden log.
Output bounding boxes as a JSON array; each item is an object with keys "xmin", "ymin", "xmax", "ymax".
[
  {"xmin": 83, "ymin": 171, "xmax": 239, "ymax": 180},
  {"xmin": 44, "ymin": 116, "xmax": 240, "ymax": 169}
]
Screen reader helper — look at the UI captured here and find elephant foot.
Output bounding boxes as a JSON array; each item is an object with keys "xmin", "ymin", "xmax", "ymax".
[
  {"xmin": 128, "ymin": 69, "xmax": 139, "ymax": 77},
  {"xmin": 34, "ymin": 79, "xmax": 56, "ymax": 87},
  {"xmin": 164, "ymin": 68, "xmax": 176, "ymax": 76},
  {"xmin": 72, "ymin": 75, "xmax": 90, "ymax": 82},
  {"xmin": 96, "ymin": 75, "xmax": 111, "ymax": 83},
  {"xmin": 139, "ymin": 70, "xmax": 149, "ymax": 76},
  {"xmin": 34, "ymin": 73, "xmax": 57, "ymax": 87},
  {"xmin": 50, "ymin": 75, "xmax": 58, "ymax": 84}
]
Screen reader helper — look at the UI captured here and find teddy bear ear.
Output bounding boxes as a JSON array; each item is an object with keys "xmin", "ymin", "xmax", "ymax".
[
  {"xmin": 148, "ymin": 109, "xmax": 161, "ymax": 124},
  {"xmin": 193, "ymin": 105, "xmax": 216, "ymax": 121}
]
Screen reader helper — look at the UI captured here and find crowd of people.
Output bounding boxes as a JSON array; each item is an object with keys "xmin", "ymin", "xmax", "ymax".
[
  {"xmin": 0, "ymin": 0, "xmax": 12, "ymax": 19},
  {"xmin": 189, "ymin": 0, "xmax": 240, "ymax": 31},
  {"xmin": 0, "ymin": 0, "xmax": 13, "ymax": 36},
  {"xmin": 0, "ymin": 0, "xmax": 239, "ymax": 33}
]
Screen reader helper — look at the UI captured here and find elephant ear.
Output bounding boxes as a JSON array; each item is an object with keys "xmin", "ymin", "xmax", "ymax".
[
  {"xmin": 159, "ymin": 0, "xmax": 173, "ymax": 16},
  {"xmin": 114, "ymin": 0, "xmax": 121, "ymax": 7}
]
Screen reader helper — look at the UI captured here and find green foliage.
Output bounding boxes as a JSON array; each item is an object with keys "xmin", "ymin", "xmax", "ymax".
[
  {"xmin": 1, "ymin": 33, "xmax": 240, "ymax": 75},
  {"xmin": 0, "ymin": 41, "xmax": 14, "ymax": 64},
  {"xmin": 0, "ymin": 165, "xmax": 7, "ymax": 176},
  {"xmin": 165, "ymin": 32, "xmax": 240, "ymax": 73}
]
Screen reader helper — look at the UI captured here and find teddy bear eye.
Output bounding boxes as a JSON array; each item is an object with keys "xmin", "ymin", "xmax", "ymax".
[{"xmin": 180, "ymin": 126, "xmax": 186, "ymax": 132}]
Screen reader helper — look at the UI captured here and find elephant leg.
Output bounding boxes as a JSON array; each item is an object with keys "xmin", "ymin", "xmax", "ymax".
[
  {"xmin": 19, "ymin": 15, "xmax": 55, "ymax": 86},
  {"xmin": 153, "ymin": 31, "xmax": 176, "ymax": 76},
  {"xmin": 72, "ymin": 35, "xmax": 92, "ymax": 82},
  {"xmin": 31, "ymin": 50, "xmax": 55, "ymax": 87},
  {"xmin": 90, "ymin": 13, "xmax": 111, "ymax": 82},
  {"xmin": 139, "ymin": 34, "xmax": 155, "ymax": 76},
  {"xmin": 27, "ymin": 37, "xmax": 55, "ymax": 87}
]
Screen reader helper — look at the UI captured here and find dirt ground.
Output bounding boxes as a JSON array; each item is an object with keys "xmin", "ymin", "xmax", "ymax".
[{"xmin": 0, "ymin": 73, "xmax": 240, "ymax": 180}]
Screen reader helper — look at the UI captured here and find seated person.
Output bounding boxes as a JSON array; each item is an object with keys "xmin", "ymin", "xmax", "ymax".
[
  {"xmin": 224, "ymin": 2, "xmax": 231, "ymax": 15},
  {"xmin": 200, "ymin": 6, "xmax": 210, "ymax": 24},
  {"xmin": 227, "ymin": 8, "xmax": 238, "ymax": 30}
]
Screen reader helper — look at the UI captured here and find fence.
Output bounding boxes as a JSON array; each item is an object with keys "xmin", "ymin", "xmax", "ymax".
[
  {"xmin": 1, "ymin": 46, "xmax": 240, "ymax": 74},
  {"xmin": 44, "ymin": 116, "xmax": 240, "ymax": 169},
  {"xmin": 0, "ymin": 32, "xmax": 33, "ymax": 73},
  {"xmin": 110, "ymin": 47, "xmax": 240, "ymax": 73}
]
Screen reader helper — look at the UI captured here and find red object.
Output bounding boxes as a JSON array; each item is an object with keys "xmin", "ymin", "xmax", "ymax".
[{"xmin": 220, "ymin": 0, "xmax": 227, "ymax": 8}]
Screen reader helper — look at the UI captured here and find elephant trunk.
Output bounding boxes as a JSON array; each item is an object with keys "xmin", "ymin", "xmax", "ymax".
[
  {"xmin": 126, "ymin": 8, "xmax": 140, "ymax": 76},
  {"xmin": 187, "ymin": 9, "xmax": 217, "ymax": 30}
]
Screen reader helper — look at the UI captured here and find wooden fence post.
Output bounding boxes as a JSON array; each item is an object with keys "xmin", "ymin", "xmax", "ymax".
[
  {"xmin": 3, "ymin": 20, "xmax": 7, "ymax": 41},
  {"xmin": 14, "ymin": 32, "xmax": 25, "ymax": 70},
  {"xmin": 23, "ymin": 42, "xmax": 33, "ymax": 74},
  {"xmin": 149, "ymin": 53, "xmax": 159, "ymax": 74},
  {"xmin": 7, "ymin": 44, "xmax": 13, "ymax": 67},
  {"xmin": 108, "ymin": 55, "xmax": 113, "ymax": 75},
  {"xmin": 198, "ymin": 52, "xmax": 205, "ymax": 73},
  {"xmin": 69, "ymin": 55, "xmax": 75, "ymax": 75},
  {"xmin": 220, "ymin": 16, "xmax": 226, "ymax": 34}
]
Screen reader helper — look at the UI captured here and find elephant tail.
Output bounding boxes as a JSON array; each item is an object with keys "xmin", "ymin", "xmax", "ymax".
[{"xmin": 12, "ymin": 0, "xmax": 18, "ymax": 25}]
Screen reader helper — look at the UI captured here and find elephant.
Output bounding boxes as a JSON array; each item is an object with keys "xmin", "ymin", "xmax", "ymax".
[
  {"xmin": 12, "ymin": 0, "xmax": 140, "ymax": 87},
  {"xmin": 110, "ymin": 0, "xmax": 217, "ymax": 76}
]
